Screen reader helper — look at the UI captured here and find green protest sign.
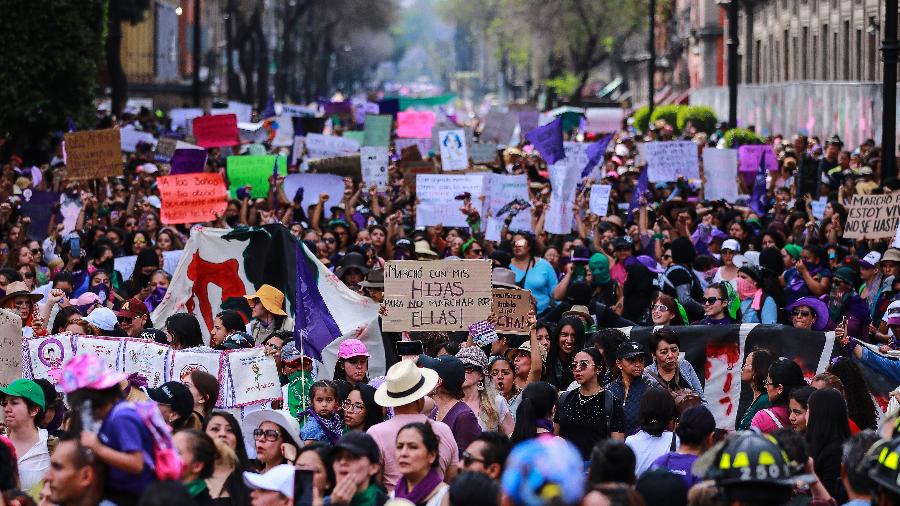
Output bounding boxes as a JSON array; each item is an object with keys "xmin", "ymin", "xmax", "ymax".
[
  {"xmin": 226, "ymin": 155, "xmax": 287, "ymax": 198},
  {"xmin": 343, "ymin": 130, "xmax": 365, "ymax": 145},
  {"xmin": 363, "ymin": 114, "xmax": 392, "ymax": 147}
]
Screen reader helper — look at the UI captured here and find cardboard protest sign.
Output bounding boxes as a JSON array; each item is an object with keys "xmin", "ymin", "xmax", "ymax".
[
  {"xmin": 226, "ymin": 155, "xmax": 288, "ymax": 199},
  {"xmin": 415, "ymin": 174, "xmax": 485, "ymax": 228},
  {"xmin": 193, "ymin": 114, "xmax": 240, "ymax": 148},
  {"xmin": 844, "ymin": 191, "xmax": 900, "ymax": 239},
  {"xmin": 154, "ymin": 137, "xmax": 179, "ymax": 162},
  {"xmin": 437, "ymin": 129, "xmax": 469, "ymax": 171},
  {"xmin": 360, "ymin": 147, "xmax": 389, "ymax": 191},
  {"xmin": 402, "ymin": 163, "xmax": 436, "ymax": 193},
  {"xmin": 584, "ymin": 108, "xmax": 624, "ymax": 133},
  {"xmin": 170, "ymin": 108, "xmax": 203, "ymax": 130},
  {"xmin": 0, "ymin": 309, "xmax": 21, "ymax": 387},
  {"xmin": 470, "ymin": 143, "xmax": 499, "ymax": 164},
  {"xmin": 480, "ymin": 110, "xmax": 518, "ymax": 145},
  {"xmin": 642, "ymin": 141, "xmax": 700, "ymax": 182},
  {"xmin": 63, "ymin": 129, "xmax": 123, "ymax": 179},
  {"xmin": 545, "ymin": 160, "xmax": 579, "ymax": 234},
  {"xmin": 397, "ymin": 111, "xmax": 436, "ymax": 138},
  {"xmin": 21, "ymin": 189, "xmax": 59, "ymax": 241},
  {"xmin": 382, "ymin": 260, "xmax": 493, "ymax": 331},
  {"xmin": 157, "ymin": 173, "xmax": 228, "ymax": 224},
  {"xmin": 308, "ymin": 154, "xmax": 362, "ymax": 180},
  {"xmin": 122, "ymin": 339, "xmax": 170, "ymax": 388},
  {"xmin": 589, "ymin": 184, "xmax": 612, "ymax": 216},
  {"xmin": 396, "ymin": 138, "xmax": 432, "ymax": 158},
  {"xmin": 120, "ymin": 129, "xmax": 157, "ymax": 152},
  {"xmin": 24, "ymin": 333, "xmax": 75, "ymax": 381},
  {"xmin": 283, "ymin": 173, "xmax": 345, "ymax": 219},
  {"xmin": 484, "ymin": 174, "xmax": 531, "ymax": 241},
  {"xmin": 305, "ymin": 133, "xmax": 360, "ymax": 159},
  {"xmin": 363, "ymin": 114, "xmax": 392, "ymax": 147},
  {"xmin": 492, "ymin": 289, "xmax": 534, "ymax": 335},
  {"xmin": 224, "ymin": 348, "xmax": 281, "ymax": 407},
  {"xmin": 738, "ymin": 144, "xmax": 778, "ymax": 173},
  {"xmin": 702, "ymin": 148, "xmax": 739, "ymax": 202}
]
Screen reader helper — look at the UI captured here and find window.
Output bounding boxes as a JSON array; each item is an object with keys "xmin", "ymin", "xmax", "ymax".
[
  {"xmin": 784, "ymin": 29, "xmax": 791, "ymax": 80},
  {"xmin": 802, "ymin": 27, "xmax": 809, "ymax": 79},
  {"xmin": 822, "ymin": 24, "xmax": 829, "ymax": 80},
  {"xmin": 843, "ymin": 21, "xmax": 850, "ymax": 79},
  {"xmin": 857, "ymin": 29, "xmax": 862, "ymax": 80}
]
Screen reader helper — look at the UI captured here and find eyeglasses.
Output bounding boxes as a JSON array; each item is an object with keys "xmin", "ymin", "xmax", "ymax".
[
  {"xmin": 30, "ymin": 249, "xmax": 40, "ymax": 255},
  {"xmin": 22, "ymin": 272, "xmax": 34, "ymax": 279},
  {"xmin": 461, "ymin": 451, "xmax": 486, "ymax": 467},
  {"xmin": 570, "ymin": 360, "xmax": 594, "ymax": 371},
  {"xmin": 651, "ymin": 304, "xmax": 669, "ymax": 313},
  {"xmin": 323, "ymin": 238, "xmax": 336, "ymax": 244},
  {"xmin": 791, "ymin": 310, "xmax": 811, "ymax": 318},
  {"xmin": 762, "ymin": 379, "xmax": 774, "ymax": 387},
  {"xmin": 661, "ymin": 254, "xmax": 672, "ymax": 260},
  {"xmin": 342, "ymin": 400, "xmax": 365, "ymax": 412},
  {"xmin": 265, "ymin": 342, "xmax": 283, "ymax": 351},
  {"xmin": 253, "ymin": 429, "xmax": 282, "ymax": 442},
  {"xmin": 702, "ymin": 297, "xmax": 725, "ymax": 305}
]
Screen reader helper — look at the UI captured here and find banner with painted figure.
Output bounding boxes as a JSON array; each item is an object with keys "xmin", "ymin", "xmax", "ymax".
[
  {"xmin": 149, "ymin": 224, "xmax": 384, "ymax": 379},
  {"xmin": 622, "ymin": 324, "xmax": 837, "ymax": 430}
]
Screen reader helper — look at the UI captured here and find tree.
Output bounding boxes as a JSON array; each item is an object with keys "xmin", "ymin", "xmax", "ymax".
[
  {"xmin": 0, "ymin": 0, "xmax": 106, "ymax": 151},
  {"xmin": 107, "ymin": 0, "xmax": 152, "ymax": 117}
]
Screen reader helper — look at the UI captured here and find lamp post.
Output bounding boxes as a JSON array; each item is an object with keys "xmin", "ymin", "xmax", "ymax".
[
  {"xmin": 648, "ymin": 0, "xmax": 656, "ymax": 120},
  {"xmin": 719, "ymin": 0, "xmax": 740, "ymax": 128},
  {"xmin": 882, "ymin": 0, "xmax": 898, "ymax": 176}
]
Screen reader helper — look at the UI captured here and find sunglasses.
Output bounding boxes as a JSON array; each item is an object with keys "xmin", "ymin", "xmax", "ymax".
[
  {"xmin": 661, "ymin": 254, "xmax": 672, "ymax": 260},
  {"xmin": 570, "ymin": 359, "xmax": 594, "ymax": 371},
  {"xmin": 461, "ymin": 451, "xmax": 486, "ymax": 467},
  {"xmin": 791, "ymin": 310, "xmax": 811, "ymax": 318},
  {"xmin": 118, "ymin": 317, "xmax": 134, "ymax": 324},
  {"xmin": 253, "ymin": 429, "xmax": 282, "ymax": 442},
  {"xmin": 702, "ymin": 297, "xmax": 725, "ymax": 305},
  {"xmin": 323, "ymin": 238, "xmax": 336, "ymax": 244},
  {"xmin": 651, "ymin": 304, "xmax": 669, "ymax": 313},
  {"xmin": 30, "ymin": 249, "xmax": 40, "ymax": 255},
  {"xmin": 470, "ymin": 248, "xmax": 483, "ymax": 255}
]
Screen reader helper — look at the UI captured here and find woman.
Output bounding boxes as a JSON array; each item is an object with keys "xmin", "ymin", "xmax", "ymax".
[
  {"xmin": 325, "ymin": 432, "xmax": 387, "ymax": 506},
  {"xmin": 210, "ymin": 310, "xmax": 250, "ymax": 350},
  {"xmin": 650, "ymin": 294, "xmax": 685, "ymax": 327},
  {"xmin": 828, "ymin": 357, "xmax": 879, "ymax": 430},
  {"xmin": 132, "ymin": 232, "xmax": 150, "ymax": 255},
  {"xmin": 711, "ymin": 239, "xmax": 740, "ymax": 289},
  {"xmin": 423, "ymin": 355, "xmax": 482, "ymax": 455},
  {"xmin": 625, "ymin": 388, "xmax": 678, "ymax": 476},
  {"xmin": 783, "ymin": 244, "xmax": 832, "ymax": 304},
  {"xmin": 51, "ymin": 306, "xmax": 83, "ymax": 334},
  {"xmin": 786, "ymin": 297, "xmax": 830, "ymax": 330},
  {"xmin": 736, "ymin": 349, "xmax": 775, "ymax": 430},
  {"xmin": 545, "ymin": 316, "xmax": 586, "ymax": 389},
  {"xmin": 18, "ymin": 264, "xmax": 37, "ymax": 291},
  {"xmin": 805, "ymin": 388, "xmax": 851, "ymax": 503},
  {"xmin": 456, "ymin": 346, "xmax": 513, "ymax": 435},
  {"xmin": 509, "ymin": 381, "xmax": 558, "ymax": 444},
  {"xmin": 736, "ymin": 265, "xmax": 778, "ymax": 324},
  {"xmin": 749, "ymin": 357, "xmax": 806, "ymax": 433},
  {"xmin": 165, "ymin": 313, "xmax": 204, "ymax": 350},
  {"xmin": 699, "ymin": 282, "xmax": 734, "ymax": 325},
  {"xmin": 122, "ymin": 249, "xmax": 160, "ymax": 300},
  {"xmin": 333, "ymin": 339, "xmax": 370, "ymax": 383},
  {"xmin": 508, "ymin": 234, "xmax": 558, "ymax": 314},
  {"xmin": 183, "ymin": 370, "xmax": 220, "ymax": 426},
  {"xmin": 0, "ymin": 379, "xmax": 49, "ymax": 490},
  {"xmin": 294, "ymin": 444, "xmax": 335, "ymax": 499},
  {"xmin": 342, "ymin": 383, "xmax": 382, "ymax": 432},
  {"xmin": 156, "ymin": 228, "xmax": 184, "ymax": 252},
  {"xmin": 788, "ymin": 385, "xmax": 814, "ymax": 433},
  {"xmin": 144, "ymin": 269, "xmax": 172, "ymax": 312},
  {"xmin": 205, "ymin": 438, "xmax": 251, "ymax": 506},
  {"xmin": 204, "ymin": 411, "xmax": 251, "ymax": 468},
  {"xmin": 0, "ymin": 281, "xmax": 43, "ymax": 338},
  {"xmin": 534, "ymin": 321, "xmax": 553, "ymax": 352},
  {"xmin": 242, "ymin": 409, "xmax": 301, "ymax": 473},
  {"xmin": 650, "ymin": 405, "xmax": 716, "ymax": 488},
  {"xmin": 488, "ymin": 356, "xmax": 521, "ymax": 419},
  {"xmin": 392, "ymin": 423, "xmax": 449, "ymax": 506},
  {"xmin": 244, "ymin": 284, "xmax": 292, "ymax": 345},
  {"xmin": 644, "ymin": 328, "xmax": 705, "ymax": 401},
  {"xmin": 554, "ymin": 347, "xmax": 625, "ymax": 460},
  {"xmin": 825, "ymin": 267, "xmax": 871, "ymax": 341}
]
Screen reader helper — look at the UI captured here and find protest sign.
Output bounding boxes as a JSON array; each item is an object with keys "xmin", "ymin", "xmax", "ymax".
[
  {"xmin": 354, "ymin": 102, "xmax": 380, "ymax": 125},
  {"xmin": 431, "ymin": 125, "xmax": 474, "ymax": 154},
  {"xmin": 170, "ymin": 108, "xmax": 204, "ymax": 130},
  {"xmin": 0, "ymin": 309, "xmax": 21, "ymax": 387},
  {"xmin": 63, "ymin": 129, "xmax": 122, "ymax": 179},
  {"xmin": 120, "ymin": 129, "xmax": 157, "ymax": 152},
  {"xmin": 589, "ymin": 184, "xmax": 612, "ymax": 216},
  {"xmin": 115, "ymin": 250, "xmax": 182, "ymax": 281},
  {"xmin": 21, "ymin": 189, "xmax": 59, "ymax": 241},
  {"xmin": 382, "ymin": 260, "xmax": 493, "ymax": 332},
  {"xmin": 470, "ymin": 143, "xmax": 499, "ymax": 164},
  {"xmin": 308, "ymin": 155, "xmax": 361, "ymax": 179},
  {"xmin": 402, "ymin": 163, "xmax": 436, "ymax": 193},
  {"xmin": 480, "ymin": 110, "xmax": 518, "ymax": 145},
  {"xmin": 154, "ymin": 137, "xmax": 178, "ymax": 162},
  {"xmin": 60, "ymin": 193, "xmax": 82, "ymax": 235},
  {"xmin": 564, "ymin": 142, "xmax": 589, "ymax": 175},
  {"xmin": 397, "ymin": 111, "xmax": 436, "ymax": 138},
  {"xmin": 584, "ymin": 108, "xmax": 624, "ymax": 133},
  {"xmin": 415, "ymin": 174, "xmax": 485, "ymax": 228},
  {"xmin": 281, "ymin": 104, "xmax": 318, "ymax": 117},
  {"xmin": 492, "ymin": 288, "xmax": 534, "ymax": 335},
  {"xmin": 738, "ymin": 144, "xmax": 778, "ymax": 173},
  {"xmin": 702, "ymin": 148, "xmax": 739, "ymax": 202},
  {"xmin": 226, "ymin": 155, "xmax": 288, "ymax": 198},
  {"xmin": 122, "ymin": 339, "xmax": 170, "ymax": 388},
  {"xmin": 224, "ymin": 348, "xmax": 281, "ymax": 407},
  {"xmin": 484, "ymin": 174, "xmax": 531, "ymax": 241},
  {"xmin": 157, "ymin": 173, "xmax": 228, "ymax": 224},
  {"xmin": 271, "ymin": 115, "xmax": 296, "ymax": 147},
  {"xmin": 545, "ymin": 160, "xmax": 579, "ymax": 234},
  {"xmin": 360, "ymin": 146, "xmax": 389, "ymax": 191},
  {"xmin": 169, "ymin": 147, "xmax": 208, "ymax": 175},
  {"xmin": 524, "ymin": 118, "xmax": 564, "ymax": 164},
  {"xmin": 343, "ymin": 131, "xmax": 365, "ymax": 145},
  {"xmin": 76, "ymin": 336, "xmax": 122, "ymax": 371},
  {"xmin": 437, "ymin": 129, "xmax": 469, "ymax": 171},
  {"xmin": 173, "ymin": 350, "xmax": 223, "ymax": 383},
  {"xmin": 283, "ymin": 173, "xmax": 345, "ymax": 219},
  {"xmin": 396, "ymin": 138, "xmax": 432, "ymax": 158},
  {"xmin": 363, "ymin": 114, "xmax": 392, "ymax": 147},
  {"xmin": 238, "ymin": 122, "xmax": 266, "ymax": 144},
  {"xmin": 642, "ymin": 141, "xmax": 700, "ymax": 182},
  {"xmin": 517, "ymin": 110, "xmax": 540, "ymax": 136},
  {"xmin": 211, "ymin": 101, "xmax": 253, "ymax": 123},
  {"xmin": 24, "ymin": 333, "xmax": 74, "ymax": 381},
  {"xmin": 305, "ymin": 133, "xmax": 360, "ymax": 159},
  {"xmin": 844, "ymin": 191, "xmax": 900, "ymax": 239},
  {"xmin": 291, "ymin": 136, "xmax": 305, "ymax": 166},
  {"xmin": 293, "ymin": 116, "xmax": 327, "ymax": 135},
  {"xmin": 193, "ymin": 114, "xmax": 240, "ymax": 148}
]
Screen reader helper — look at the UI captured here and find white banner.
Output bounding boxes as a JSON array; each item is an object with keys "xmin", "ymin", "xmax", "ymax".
[
  {"xmin": 701, "ymin": 148, "xmax": 739, "ymax": 202},
  {"xmin": 225, "ymin": 348, "xmax": 282, "ymax": 407},
  {"xmin": 360, "ymin": 146, "xmax": 389, "ymax": 191},
  {"xmin": 643, "ymin": 141, "xmax": 700, "ymax": 182},
  {"xmin": 305, "ymin": 133, "xmax": 360, "ymax": 159},
  {"xmin": 415, "ymin": 174, "xmax": 485, "ymax": 228},
  {"xmin": 122, "ymin": 339, "xmax": 170, "ymax": 388}
]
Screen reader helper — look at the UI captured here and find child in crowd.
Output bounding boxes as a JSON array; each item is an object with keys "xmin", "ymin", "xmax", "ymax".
[{"xmin": 300, "ymin": 380, "xmax": 344, "ymax": 445}]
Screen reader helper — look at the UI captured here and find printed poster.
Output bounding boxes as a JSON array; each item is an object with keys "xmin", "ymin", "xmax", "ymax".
[
  {"xmin": 122, "ymin": 339, "xmax": 170, "ymax": 388},
  {"xmin": 25, "ymin": 333, "xmax": 76, "ymax": 381},
  {"xmin": 437, "ymin": 129, "xmax": 469, "ymax": 171},
  {"xmin": 225, "ymin": 348, "xmax": 281, "ymax": 407}
]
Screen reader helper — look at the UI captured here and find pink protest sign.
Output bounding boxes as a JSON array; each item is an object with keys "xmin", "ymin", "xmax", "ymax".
[
  {"xmin": 192, "ymin": 114, "xmax": 240, "ymax": 148},
  {"xmin": 397, "ymin": 111, "xmax": 436, "ymax": 139},
  {"xmin": 737, "ymin": 145, "xmax": 778, "ymax": 173}
]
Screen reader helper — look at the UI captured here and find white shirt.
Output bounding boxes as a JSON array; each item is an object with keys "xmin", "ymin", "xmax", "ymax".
[
  {"xmin": 625, "ymin": 430, "xmax": 679, "ymax": 476},
  {"xmin": 18, "ymin": 428, "xmax": 50, "ymax": 491}
]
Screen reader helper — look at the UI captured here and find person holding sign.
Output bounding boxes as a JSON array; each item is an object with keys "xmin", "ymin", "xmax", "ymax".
[{"xmin": 508, "ymin": 234, "xmax": 558, "ymax": 314}]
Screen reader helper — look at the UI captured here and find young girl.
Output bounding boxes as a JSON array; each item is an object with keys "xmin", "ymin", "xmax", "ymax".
[{"xmin": 300, "ymin": 380, "xmax": 344, "ymax": 445}]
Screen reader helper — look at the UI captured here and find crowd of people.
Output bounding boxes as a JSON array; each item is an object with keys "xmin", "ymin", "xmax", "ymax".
[{"xmin": 0, "ymin": 103, "xmax": 898, "ymax": 506}]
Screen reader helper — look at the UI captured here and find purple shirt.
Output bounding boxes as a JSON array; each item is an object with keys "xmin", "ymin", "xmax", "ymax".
[
  {"xmin": 650, "ymin": 452, "xmax": 700, "ymax": 487},
  {"xmin": 431, "ymin": 401, "xmax": 482, "ymax": 457},
  {"xmin": 99, "ymin": 402, "xmax": 155, "ymax": 496}
]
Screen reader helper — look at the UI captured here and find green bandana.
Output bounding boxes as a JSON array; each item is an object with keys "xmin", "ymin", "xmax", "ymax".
[
  {"xmin": 287, "ymin": 370, "xmax": 314, "ymax": 422},
  {"xmin": 350, "ymin": 483, "xmax": 386, "ymax": 506},
  {"xmin": 184, "ymin": 479, "xmax": 208, "ymax": 498}
]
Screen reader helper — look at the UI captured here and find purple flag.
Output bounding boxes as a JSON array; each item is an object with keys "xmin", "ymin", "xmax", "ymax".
[
  {"xmin": 749, "ymin": 154, "xmax": 769, "ymax": 215},
  {"xmin": 323, "ymin": 101, "xmax": 352, "ymax": 115},
  {"xmin": 524, "ymin": 117, "xmax": 565, "ymax": 165},
  {"xmin": 628, "ymin": 167, "xmax": 649, "ymax": 223},
  {"xmin": 169, "ymin": 148, "xmax": 208, "ymax": 175},
  {"xmin": 294, "ymin": 243, "xmax": 342, "ymax": 361},
  {"xmin": 582, "ymin": 134, "xmax": 614, "ymax": 177},
  {"xmin": 260, "ymin": 94, "xmax": 276, "ymax": 119},
  {"xmin": 517, "ymin": 110, "xmax": 540, "ymax": 134}
]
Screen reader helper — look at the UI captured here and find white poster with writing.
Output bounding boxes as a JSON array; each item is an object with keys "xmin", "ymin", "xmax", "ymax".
[
  {"xmin": 0, "ymin": 309, "xmax": 22, "ymax": 387},
  {"xmin": 642, "ymin": 141, "xmax": 700, "ymax": 182},
  {"xmin": 360, "ymin": 146, "xmax": 389, "ymax": 191},
  {"xmin": 76, "ymin": 336, "xmax": 123, "ymax": 372},
  {"xmin": 120, "ymin": 129, "xmax": 157, "ymax": 152},
  {"xmin": 545, "ymin": 160, "xmax": 579, "ymax": 234},
  {"xmin": 122, "ymin": 339, "xmax": 170, "ymax": 388},
  {"xmin": 701, "ymin": 148, "xmax": 739, "ymax": 202},
  {"xmin": 174, "ymin": 350, "xmax": 225, "ymax": 406},
  {"xmin": 305, "ymin": 133, "xmax": 360, "ymax": 159},
  {"xmin": 484, "ymin": 174, "xmax": 532, "ymax": 241},
  {"xmin": 589, "ymin": 184, "xmax": 612, "ymax": 216},
  {"xmin": 437, "ymin": 129, "xmax": 469, "ymax": 171},
  {"xmin": 225, "ymin": 348, "xmax": 281, "ymax": 407},
  {"xmin": 415, "ymin": 174, "xmax": 485, "ymax": 228}
]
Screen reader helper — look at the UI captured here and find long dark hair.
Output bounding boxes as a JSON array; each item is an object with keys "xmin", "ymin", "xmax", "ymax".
[
  {"xmin": 828, "ymin": 357, "xmax": 878, "ymax": 430},
  {"xmin": 546, "ymin": 316, "xmax": 587, "ymax": 388},
  {"xmin": 165, "ymin": 313, "xmax": 203, "ymax": 349},
  {"xmin": 216, "ymin": 310, "xmax": 247, "ymax": 334},
  {"xmin": 398, "ymin": 422, "xmax": 440, "ymax": 468},
  {"xmin": 745, "ymin": 348, "xmax": 775, "ymax": 393},
  {"xmin": 638, "ymin": 388, "xmax": 676, "ymax": 437},
  {"xmin": 805, "ymin": 388, "xmax": 851, "ymax": 460},
  {"xmin": 348, "ymin": 383, "xmax": 383, "ymax": 431},
  {"xmin": 510, "ymin": 381, "xmax": 557, "ymax": 444},
  {"xmin": 591, "ymin": 328, "xmax": 628, "ymax": 380},
  {"xmin": 296, "ymin": 443, "xmax": 336, "ymax": 495},
  {"xmin": 767, "ymin": 358, "xmax": 806, "ymax": 407},
  {"xmin": 202, "ymin": 410, "xmax": 250, "ymax": 468}
]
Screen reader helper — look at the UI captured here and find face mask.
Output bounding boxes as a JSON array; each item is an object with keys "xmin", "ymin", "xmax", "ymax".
[
  {"xmin": 803, "ymin": 260, "xmax": 818, "ymax": 271},
  {"xmin": 736, "ymin": 277, "xmax": 757, "ymax": 300}
]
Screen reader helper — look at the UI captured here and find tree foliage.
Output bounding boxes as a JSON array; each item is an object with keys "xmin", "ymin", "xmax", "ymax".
[
  {"xmin": 724, "ymin": 128, "xmax": 764, "ymax": 148},
  {"xmin": 677, "ymin": 106, "xmax": 718, "ymax": 134}
]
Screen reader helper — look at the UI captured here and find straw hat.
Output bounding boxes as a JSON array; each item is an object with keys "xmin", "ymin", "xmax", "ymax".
[
  {"xmin": 373, "ymin": 360, "xmax": 439, "ymax": 408},
  {"xmin": 244, "ymin": 284, "xmax": 287, "ymax": 316},
  {"xmin": 0, "ymin": 281, "xmax": 42, "ymax": 307}
]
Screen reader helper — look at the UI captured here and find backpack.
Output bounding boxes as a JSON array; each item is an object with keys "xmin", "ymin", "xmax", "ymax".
[
  {"xmin": 558, "ymin": 388, "xmax": 615, "ymax": 435},
  {"xmin": 134, "ymin": 401, "xmax": 183, "ymax": 481}
]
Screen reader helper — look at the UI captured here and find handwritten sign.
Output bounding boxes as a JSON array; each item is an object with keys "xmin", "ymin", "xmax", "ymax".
[
  {"xmin": 382, "ymin": 260, "xmax": 493, "ymax": 331},
  {"xmin": 438, "ymin": 129, "xmax": 469, "ymax": 171},
  {"xmin": 397, "ymin": 111, "xmax": 436, "ymax": 138},
  {"xmin": 545, "ymin": 160, "xmax": 579, "ymax": 234},
  {"xmin": 170, "ymin": 108, "xmax": 204, "ymax": 130},
  {"xmin": 589, "ymin": 184, "xmax": 612, "ymax": 216},
  {"xmin": 844, "ymin": 191, "xmax": 900, "ymax": 239},
  {"xmin": 120, "ymin": 129, "xmax": 157, "ymax": 152},
  {"xmin": 226, "ymin": 348, "xmax": 281, "ymax": 407},
  {"xmin": 642, "ymin": 141, "xmax": 700, "ymax": 182},
  {"xmin": 306, "ymin": 133, "xmax": 360, "ymax": 159},
  {"xmin": 154, "ymin": 137, "xmax": 179, "ymax": 162},
  {"xmin": 415, "ymin": 174, "xmax": 485, "ymax": 228},
  {"xmin": 492, "ymin": 289, "xmax": 534, "ymax": 335},
  {"xmin": 702, "ymin": 148, "xmax": 739, "ymax": 202},
  {"xmin": 363, "ymin": 114, "xmax": 392, "ymax": 147},
  {"xmin": 470, "ymin": 143, "xmax": 499, "ymax": 164},
  {"xmin": 283, "ymin": 173, "xmax": 345, "ymax": 219},
  {"xmin": 157, "ymin": 173, "xmax": 228, "ymax": 224},
  {"xmin": 480, "ymin": 110, "xmax": 518, "ymax": 145},
  {"xmin": 122, "ymin": 339, "xmax": 170, "ymax": 388},
  {"xmin": 360, "ymin": 146, "xmax": 389, "ymax": 191},
  {"xmin": 76, "ymin": 336, "xmax": 122, "ymax": 372},
  {"xmin": 193, "ymin": 114, "xmax": 240, "ymax": 148},
  {"xmin": 738, "ymin": 144, "xmax": 778, "ymax": 173},
  {"xmin": 24, "ymin": 333, "xmax": 75, "ymax": 381},
  {"xmin": 0, "ymin": 309, "xmax": 22, "ymax": 387},
  {"xmin": 584, "ymin": 108, "xmax": 624, "ymax": 133},
  {"xmin": 484, "ymin": 174, "xmax": 531, "ymax": 241},
  {"xmin": 226, "ymin": 155, "xmax": 288, "ymax": 198},
  {"xmin": 64, "ymin": 129, "xmax": 122, "ymax": 179}
]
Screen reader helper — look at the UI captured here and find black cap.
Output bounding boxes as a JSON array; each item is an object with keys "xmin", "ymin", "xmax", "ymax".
[
  {"xmin": 571, "ymin": 246, "xmax": 591, "ymax": 263},
  {"xmin": 616, "ymin": 341, "xmax": 649, "ymax": 361},
  {"xmin": 148, "ymin": 381, "xmax": 194, "ymax": 420},
  {"xmin": 395, "ymin": 238, "xmax": 412, "ymax": 250},
  {"xmin": 418, "ymin": 355, "xmax": 465, "ymax": 397},
  {"xmin": 139, "ymin": 328, "xmax": 169, "ymax": 346},
  {"xmin": 677, "ymin": 405, "xmax": 716, "ymax": 436},
  {"xmin": 331, "ymin": 431, "xmax": 381, "ymax": 463},
  {"xmin": 613, "ymin": 236, "xmax": 633, "ymax": 250}
]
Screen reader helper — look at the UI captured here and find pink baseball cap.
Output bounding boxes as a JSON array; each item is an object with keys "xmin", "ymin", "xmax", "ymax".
[
  {"xmin": 338, "ymin": 339, "xmax": 370, "ymax": 359},
  {"xmin": 51, "ymin": 354, "xmax": 126, "ymax": 394}
]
